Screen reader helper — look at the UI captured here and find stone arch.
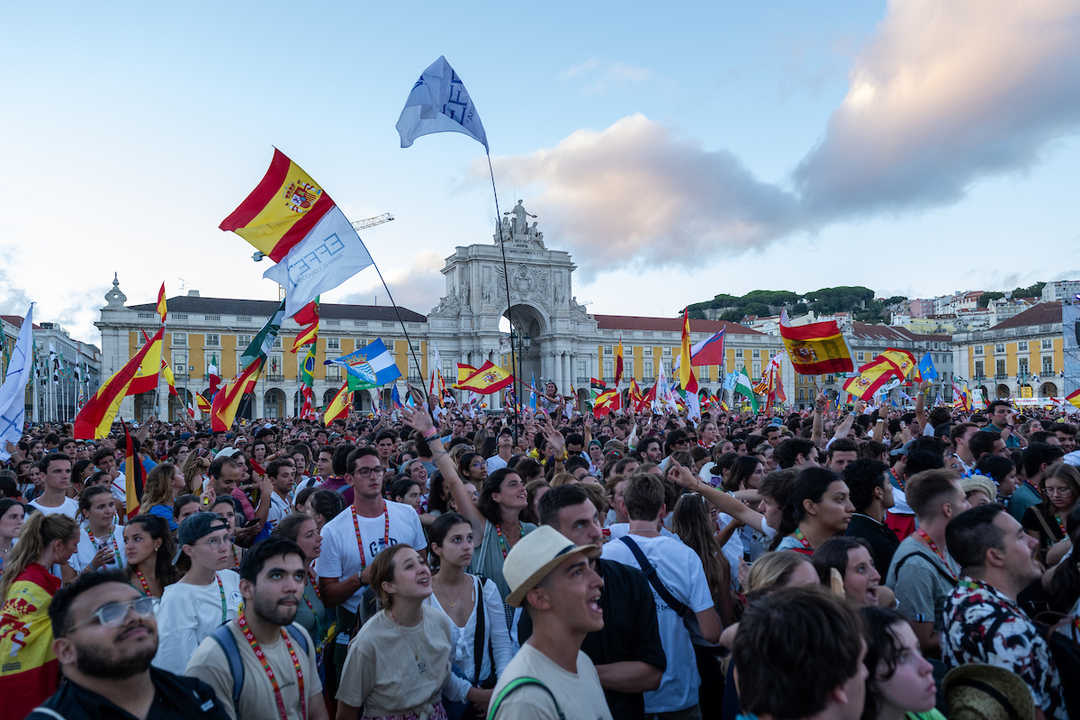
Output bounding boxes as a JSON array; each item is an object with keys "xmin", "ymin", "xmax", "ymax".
[
  {"xmin": 264, "ymin": 388, "xmax": 286, "ymax": 418},
  {"xmin": 1040, "ymin": 382, "xmax": 1058, "ymax": 397},
  {"xmin": 995, "ymin": 383, "xmax": 1011, "ymax": 399},
  {"xmin": 503, "ymin": 302, "xmax": 549, "ymax": 387}
]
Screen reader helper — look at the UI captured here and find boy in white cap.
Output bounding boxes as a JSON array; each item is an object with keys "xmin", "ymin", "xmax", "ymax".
[{"xmin": 488, "ymin": 525, "xmax": 612, "ymax": 720}]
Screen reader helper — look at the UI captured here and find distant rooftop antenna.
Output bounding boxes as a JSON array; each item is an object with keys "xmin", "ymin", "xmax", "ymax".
[{"xmin": 178, "ymin": 277, "xmax": 191, "ymax": 294}]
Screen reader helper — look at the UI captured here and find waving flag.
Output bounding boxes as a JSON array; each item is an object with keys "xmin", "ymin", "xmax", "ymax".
[
  {"xmin": 300, "ymin": 344, "xmax": 316, "ymax": 388},
  {"xmin": 156, "ymin": 284, "xmax": 167, "ymax": 323},
  {"xmin": 396, "ymin": 56, "xmax": 488, "ymax": 150},
  {"xmin": 455, "ymin": 361, "xmax": 513, "ymax": 395},
  {"xmin": 778, "ymin": 310, "xmax": 854, "ymax": 375},
  {"xmin": 733, "ymin": 366, "xmax": 759, "ymax": 413},
  {"xmin": 0, "ymin": 305, "xmax": 33, "ymax": 461},
  {"xmin": 328, "ymin": 339, "xmax": 402, "ymax": 389},
  {"xmin": 917, "ymin": 352, "xmax": 938, "ymax": 381},
  {"xmin": 842, "ymin": 356, "xmax": 902, "ymax": 400},
  {"xmin": 391, "ymin": 384, "xmax": 403, "ymax": 410},
  {"xmin": 614, "ymin": 337, "xmax": 625, "ymax": 388},
  {"xmin": 324, "ymin": 380, "xmax": 353, "ymax": 423},
  {"xmin": 290, "ymin": 297, "xmax": 320, "ymax": 352},
  {"xmin": 678, "ymin": 310, "xmax": 698, "ymax": 393},
  {"xmin": 675, "ymin": 329, "xmax": 726, "ymax": 370},
  {"xmin": 196, "ymin": 394, "xmax": 212, "ymax": 414},
  {"xmin": 75, "ymin": 327, "xmax": 164, "ymax": 439},
  {"xmin": 879, "ymin": 349, "xmax": 917, "ymax": 380}
]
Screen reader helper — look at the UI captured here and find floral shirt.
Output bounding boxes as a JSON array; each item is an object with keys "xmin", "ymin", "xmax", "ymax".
[{"xmin": 942, "ymin": 577, "xmax": 1065, "ymax": 720}]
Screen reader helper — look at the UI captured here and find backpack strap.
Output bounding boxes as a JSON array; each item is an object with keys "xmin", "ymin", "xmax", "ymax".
[
  {"xmin": 619, "ymin": 535, "xmax": 690, "ymax": 618},
  {"xmin": 891, "ymin": 549, "xmax": 957, "ymax": 587},
  {"xmin": 473, "ymin": 576, "xmax": 485, "ymax": 685},
  {"xmin": 210, "ymin": 623, "xmax": 244, "ymax": 719},
  {"xmin": 487, "ymin": 677, "xmax": 565, "ymax": 720},
  {"xmin": 285, "ymin": 623, "xmax": 310, "ymax": 656}
]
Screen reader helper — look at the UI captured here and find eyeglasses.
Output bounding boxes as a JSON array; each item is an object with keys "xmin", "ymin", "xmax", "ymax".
[
  {"xmin": 353, "ymin": 467, "xmax": 380, "ymax": 478},
  {"xmin": 1045, "ymin": 487, "xmax": 1074, "ymax": 496},
  {"xmin": 195, "ymin": 536, "xmax": 234, "ymax": 549},
  {"xmin": 71, "ymin": 596, "xmax": 159, "ymax": 630}
]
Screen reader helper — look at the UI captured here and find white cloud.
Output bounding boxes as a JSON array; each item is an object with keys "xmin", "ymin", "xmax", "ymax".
[
  {"xmin": 335, "ymin": 250, "xmax": 445, "ymax": 313},
  {"xmin": 561, "ymin": 58, "xmax": 653, "ymax": 94}
]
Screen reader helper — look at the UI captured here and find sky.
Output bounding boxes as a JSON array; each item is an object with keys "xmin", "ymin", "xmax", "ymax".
[{"xmin": 3, "ymin": 1, "xmax": 1079, "ymax": 347}]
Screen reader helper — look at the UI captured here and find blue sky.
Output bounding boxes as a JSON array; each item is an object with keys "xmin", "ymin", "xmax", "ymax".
[{"xmin": 2, "ymin": 1, "xmax": 1078, "ymax": 345}]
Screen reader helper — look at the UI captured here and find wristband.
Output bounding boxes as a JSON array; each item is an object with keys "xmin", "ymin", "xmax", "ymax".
[{"xmin": 423, "ymin": 429, "xmax": 439, "ymax": 440}]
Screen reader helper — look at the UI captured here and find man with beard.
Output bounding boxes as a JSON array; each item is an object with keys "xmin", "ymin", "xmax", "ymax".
[
  {"xmin": 27, "ymin": 570, "xmax": 229, "ymax": 719},
  {"xmin": 186, "ymin": 538, "xmax": 326, "ymax": 720}
]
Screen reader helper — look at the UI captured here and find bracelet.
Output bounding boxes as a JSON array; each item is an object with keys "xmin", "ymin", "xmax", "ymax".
[
  {"xmin": 423, "ymin": 429, "xmax": 439, "ymax": 440},
  {"xmin": 432, "ymin": 450, "xmax": 449, "ymax": 461}
]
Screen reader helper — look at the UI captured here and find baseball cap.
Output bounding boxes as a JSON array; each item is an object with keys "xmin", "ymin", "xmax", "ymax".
[
  {"xmin": 503, "ymin": 526, "xmax": 596, "ymax": 608},
  {"xmin": 173, "ymin": 512, "xmax": 228, "ymax": 564}
]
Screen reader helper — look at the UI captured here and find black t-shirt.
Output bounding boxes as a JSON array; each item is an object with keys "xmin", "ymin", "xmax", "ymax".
[
  {"xmin": 1022, "ymin": 503, "xmax": 1066, "ymax": 547},
  {"xmin": 26, "ymin": 667, "xmax": 230, "ymax": 720},
  {"xmin": 518, "ymin": 557, "xmax": 666, "ymax": 720},
  {"xmin": 846, "ymin": 513, "xmax": 901, "ymax": 577}
]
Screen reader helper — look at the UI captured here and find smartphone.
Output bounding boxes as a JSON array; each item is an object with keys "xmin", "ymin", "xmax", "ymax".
[{"xmin": 243, "ymin": 518, "xmax": 261, "ymax": 528}]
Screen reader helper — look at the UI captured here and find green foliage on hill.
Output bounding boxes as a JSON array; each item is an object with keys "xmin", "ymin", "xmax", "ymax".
[{"xmin": 687, "ymin": 286, "xmax": 902, "ymax": 323}]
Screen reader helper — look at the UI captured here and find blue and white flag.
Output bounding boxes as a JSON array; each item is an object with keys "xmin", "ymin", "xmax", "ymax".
[
  {"xmin": 722, "ymin": 371, "xmax": 738, "ymax": 392},
  {"xmin": 0, "ymin": 304, "xmax": 33, "ymax": 461},
  {"xmin": 263, "ymin": 206, "xmax": 374, "ymax": 318},
  {"xmin": 529, "ymin": 374, "xmax": 536, "ymax": 411},
  {"xmin": 326, "ymin": 338, "xmax": 402, "ymax": 389},
  {"xmin": 391, "ymin": 384, "xmax": 403, "ymax": 409},
  {"xmin": 396, "ymin": 56, "xmax": 488, "ymax": 150},
  {"xmin": 918, "ymin": 352, "xmax": 938, "ymax": 381}
]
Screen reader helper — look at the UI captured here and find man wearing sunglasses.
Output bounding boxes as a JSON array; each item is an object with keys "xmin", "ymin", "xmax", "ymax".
[{"xmin": 28, "ymin": 570, "xmax": 229, "ymax": 720}]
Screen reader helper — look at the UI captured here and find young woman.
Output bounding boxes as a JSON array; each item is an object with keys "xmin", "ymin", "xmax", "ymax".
[
  {"xmin": 812, "ymin": 537, "xmax": 890, "ymax": 608},
  {"xmin": 774, "ymin": 467, "xmax": 855, "ymax": 555},
  {"xmin": 390, "ymin": 477, "xmax": 425, "ymax": 515},
  {"xmin": 173, "ymin": 493, "xmax": 202, "ymax": 527},
  {"xmin": 141, "ymin": 461, "xmax": 186, "ymax": 531},
  {"xmin": 336, "ymin": 544, "xmax": 453, "ymax": 720},
  {"xmin": 182, "ymin": 452, "xmax": 211, "ymax": 495},
  {"xmin": 973, "ymin": 455, "xmax": 1018, "ymax": 503},
  {"xmin": 69, "ymin": 459, "xmax": 95, "ymax": 498},
  {"xmin": 123, "ymin": 513, "xmax": 179, "ymax": 598},
  {"xmin": 0, "ymin": 499, "xmax": 25, "ymax": 574},
  {"xmin": 1023, "ymin": 462, "xmax": 1080, "ymax": 558},
  {"xmin": 859, "ymin": 606, "xmax": 942, "ymax": 720},
  {"xmin": 0, "ymin": 512, "xmax": 80, "ymax": 719},
  {"xmin": 402, "ymin": 459, "xmax": 431, "ymax": 495},
  {"xmin": 273, "ymin": 514, "xmax": 335, "ymax": 686},
  {"xmin": 307, "ymin": 488, "xmax": 345, "ymax": 531},
  {"xmin": 722, "ymin": 455, "xmax": 766, "ymax": 493},
  {"xmin": 71, "ymin": 485, "xmax": 126, "ymax": 573},
  {"xmin": 425, "ymin": 513, "xmax": 513, "ymax": 720},
  {"xmin": 457, "ymin": 452, "xmax": 488, "ymax": 490},
  {"xmin": 403, "ymin": 405, "xmax": 543, "ymax": 607},
  {"xmin": 209, "ymin": 496, "xmax": 244, "ymax": 569}
]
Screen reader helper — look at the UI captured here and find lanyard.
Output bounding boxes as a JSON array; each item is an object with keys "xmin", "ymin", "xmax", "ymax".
[
  {"xmin": 916, "ymin": 529, "xmax": 957, "ymax": 580},
  {"xmin": 793, "ymin": 527, "xmax": 812, "ymax": 551},
  {"xmin": 496, "ymin": 523, "xmax": 522, "ymax": 559},
  {"xmin": 87, "ymin": 526, "xmax": 123, "ymax": 569},
  {"xmin": 237, "ymin": 608, "xmax": 307, "ymax": 720},
  {"xmin": 352, "ymin": 505, "xmax": 391, "ymax": 570},
  {"xmin": 134, "ymin": 569, "xmax": 153, "ymax": 597},
  {"xmin": 216, "ymin": 574, "xmax": 228, "ymax": 624},
  {"xmin": 1055, "ymin": 513, "xmax": 1067, "ymax": 537}
]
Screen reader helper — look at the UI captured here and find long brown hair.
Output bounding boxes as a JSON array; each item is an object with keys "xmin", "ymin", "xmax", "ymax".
[
  {"xmin": 1, "ymin": 512, "xmax": 79, "ymax": 599},
  {"xmin": 671, "ymin": 493, "xmax": 736, "ymax": 625},
  {"xmin": 182, "ymin": 453, "xmax": 210, "ymax": 495},
  {"xmin": 125, "ymin": 514, "xmax": 180, "ymax": 587},
  {"xmin": 142, "ymin": 462, "xmax": 178, "ymax": 508}
]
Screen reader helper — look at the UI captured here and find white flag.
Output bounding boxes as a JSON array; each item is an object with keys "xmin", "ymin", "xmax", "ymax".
[
  {"xmin": 0, "ymin": 305, "xmax": 34, "ymax": 461},
  {"xmin": 263, "ymin": 205, "xmax": 374, "ymax": 318},
  {"xmin": 396, "ymin": 56, "xmax": 488, "ymax": 150}
]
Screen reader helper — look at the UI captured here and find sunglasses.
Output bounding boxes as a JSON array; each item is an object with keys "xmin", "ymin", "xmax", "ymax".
[{"xmin": 71, "ymin": 596, "xmax": 159, "ymax": 631}]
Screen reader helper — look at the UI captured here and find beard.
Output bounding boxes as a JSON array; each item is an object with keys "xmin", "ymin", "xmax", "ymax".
[
  {"xmin": 73, "ymin": 627, "xmax": 157, "ymax": 679},
  {"xmin": 252, "ymin": 593, "xmax": 299, "ymax": 626}
]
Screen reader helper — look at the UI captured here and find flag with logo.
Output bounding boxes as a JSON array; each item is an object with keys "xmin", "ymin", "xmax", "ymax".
[
  {"xmin": 842, "ymin": 356, "xmax": 903, "ymax": 401},
  {"xmin": 778, "ymin": 309, "xmax": 854, "ymax": 375},
  {"xmin": 324, "ymin": 380, "xmax": 353, "ymax": 423},
  {"xmin": 455, "ymin": 361, "xmax": 513, "ymax": 395},
  {"xmin": 0, "ymin": 305, "xmax": 33, "ymax": 461},
  {"xmin": 918, "ymin": 352, "xmax": 938, "ymax": 382},
  {"xmin": 327, "ymin": 338, "xmax": 403, "ymax": 390},
  {"xmin": 396, "ymin": 56, "xmax": 488, "ymax": 151}
]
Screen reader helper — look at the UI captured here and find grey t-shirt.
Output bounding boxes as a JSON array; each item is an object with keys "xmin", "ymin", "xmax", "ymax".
[{"xmin": 885, "ymin": 535, "xmax": 959, "ymax": 630}]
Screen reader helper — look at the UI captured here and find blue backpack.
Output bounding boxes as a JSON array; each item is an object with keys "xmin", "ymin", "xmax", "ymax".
[{"xmin": 210, "ymin": 622, "xmax": 310, "ymax": 719}]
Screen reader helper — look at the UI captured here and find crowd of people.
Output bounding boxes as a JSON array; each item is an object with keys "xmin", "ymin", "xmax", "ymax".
[{"xmin": 1, "ymin": 383, "xmax": 1079, "ymax": 720}]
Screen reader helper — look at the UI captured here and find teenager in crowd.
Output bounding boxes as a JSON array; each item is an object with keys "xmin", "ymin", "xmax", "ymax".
[
  {"xmin": 123, "ymin": 514, "xmax": 180, "ymax": 598},
  {"xmin": 0, "ymin": 498, "xmax": 26, "ymax": 573},
  {"xmin": 859, "ymin": 606, "xmax": 942, "ymax": 720},
  {"xmin": 142, "ymin": 461, "xmax": 186, "ymax": 532},
  {"xmin": 775, "ymin": 467, "xmax": 855, "ymax": 554},
  {"xmin": 71, "ymin": 485, "xmax": 126, "ymax": 573}
]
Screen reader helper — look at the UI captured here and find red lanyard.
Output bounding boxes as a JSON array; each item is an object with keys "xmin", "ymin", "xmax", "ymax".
[
  {"xmin": 793, "ymin": 527, "xmax": 812, "ymax": 551},
  {"xmin": 917, "ymin": 529, "xmax": 957, "ymax": 580},
  {"xmin": 134, "ymin": 568, "xmax": 152, "ymax": 597},
  {"xmin": 237, "ymin": 607, "xmax": 306, "ymax": 720},
  {"xmin": 87, "ymin": 527, "xmax": 123, "ymax": 569},
  {"xmin": 352, "ymin": 505, "xmax": 391, "ymax": 569},
  {"xmin": 496, "ymin": 523, "xmax": 521, "ymax": 559}
]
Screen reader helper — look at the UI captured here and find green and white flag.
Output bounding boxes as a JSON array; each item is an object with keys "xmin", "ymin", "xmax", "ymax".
[
  {"xmin": 734, "ymin": 366, "xmax": 759, "ymax": 413},
  {"xmin": 240, "ymin": 299, "xmax": 287, "ymax": 370}
]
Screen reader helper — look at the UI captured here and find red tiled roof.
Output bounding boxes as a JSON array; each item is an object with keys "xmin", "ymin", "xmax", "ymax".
[
  {"xmin": 593, "ymin": 315, "xmax": 764, "ymax": 336},
  {"xmin": 990, "ymin": 302, "xmax": 1061, "ymax": 330},
  {"xmin": 1, "ymin": 315, "xmax": 40, "ymax": 330}
]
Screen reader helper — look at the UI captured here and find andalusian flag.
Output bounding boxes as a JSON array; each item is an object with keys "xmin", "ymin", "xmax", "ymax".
[
  {"xmin": 324, "ymin": 380, "xmax": 353, "ymax": 423},
  {"xmin": 733, "ymin": 366, "xmax": 759, "ymax": 413},
  {"xmin": 75, "ymin": 327, "xmax": 164, "ymax": 439},
  {"xmin": 156, "ymin": 283, "xmax": 167, "ymax": 323},
  {"xmin": 678, "ymin": 310, "xmax": 698, "ymax": 393},
  {"xmin": 123, "ymin": 420, "xmax": 145, "ymax": 520},
  {"xmin": 778, "ymin": 309, "xmax": 854, "ymax": 375},
  {"xmin": 455, "ymin": 361, "xmax": 513, "ymax": 395}
]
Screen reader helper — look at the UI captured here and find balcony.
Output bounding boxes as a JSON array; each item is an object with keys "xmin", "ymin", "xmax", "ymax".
[
  {"xmin": 994, "ymin": 373, "xmax": 1008, "ymax": 380},
  {"xmin": 265, "ymin": 373, "xmax": 285, "ymax": 382}
]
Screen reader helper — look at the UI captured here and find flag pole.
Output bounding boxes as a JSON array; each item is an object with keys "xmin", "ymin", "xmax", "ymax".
[{"xmin": 486, "ymin": 152, "xmax": 522, "ymax": 436}]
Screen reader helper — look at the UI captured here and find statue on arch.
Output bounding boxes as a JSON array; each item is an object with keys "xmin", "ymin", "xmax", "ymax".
[{"xmin": 505, "ymin": 200, "xmax": 536, "ymax": 236}]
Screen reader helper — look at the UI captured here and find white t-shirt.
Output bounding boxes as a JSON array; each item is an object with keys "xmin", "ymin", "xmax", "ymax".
[
  {"xmin": 70, "ymin": 525, "xmax": 127, "ymax": 573},
  {"xmin": 110, "ymin": 476, "xmax": 128, "ymax": 505},
  {"xmin": 153, "ymin": 570, "xmax": 243, "ymax": 674},
  {"xmin": 486, "ymin": 455, "xmax": 509, "ymax": 475},
  {"xmin": 268, "ymin": 493, "xmax": 291, "ymax": 529},
  {"xmin": 489, "ymin": 643, "xmax": 612, "ymax": 720},
  {"xmin": 601, "ymin": 534, "xmax": 714, "ymax": 714},
  {"xmin": 606, "ymin": 522, "xmax": 676, "ymax": 540},
  {"xmin": 28, "ymin": 497, "xmax": 79, "ymax": 519},
  {"xmin": 314, "ymin": 500, "xmax": 426, "ymax": 613}
]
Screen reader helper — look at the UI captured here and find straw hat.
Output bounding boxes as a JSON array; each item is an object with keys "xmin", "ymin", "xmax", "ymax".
[
  {"xmin": 503, "ymin": 526, "xmax": 596, "ymax": 608},
  {"xmin": 944, "ymin": 664, "xmax": 1035, "ymax": 720},
  {"xmin": 961, "ymin": 475, "xmax": 998, "ymax": 504}
]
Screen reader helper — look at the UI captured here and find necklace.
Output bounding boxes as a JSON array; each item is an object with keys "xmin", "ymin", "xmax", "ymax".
[
  {"xmin": 436, "ymin": 574, "xmax": 469, "ymax": 608},
  {"xmin": 388, "ymin": 608, "xmax": 426, "ymax": 673},
  {"xmin": 215, "ymin": 573, "xmax": 228, "ymax": 624},
  {"xmin": 495, "ymin": 523, "xmax": 522, "ymax": 559},
  {"xmin": 134, "ymin": 568, "xmax": 153, "ymax": 597},
  {"xmin": 916, "ymin": 529, "xmax": 957, "ymax": 580},
  {"xmin": 237, "ymin": 607, "xmax": 307, "ymax": 720},
  {"xmin": 1054, "ymin": 513, "xmax": 1067, "ymax": 537},
  {"xmin": 352, "ymin": 504, "xmax": 391, "ymax": 570},
  {"xmin": 232, "ymin": 545, "xmax": 242, "ymax": 569}
]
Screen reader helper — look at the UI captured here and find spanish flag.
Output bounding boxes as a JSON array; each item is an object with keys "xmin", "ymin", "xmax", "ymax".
[
  {"xmin": 879, "ymin": 349, "xmax": 917, "ymax": 380},
  {"xmin": 455, "ymin": 361, "xmax": 513, "ymax": 395},
  {"xmin": 210, "ymin": 360, "xmax": 263, "ymax": 432},
  {"xmin": 1067, "ymin": 388, "xmax": 1080, "ymax": 410},
  {"xmin": 324, "ymin": 379, "xmax": 353, "ymax": 423},
  {"xmin": 842, "ymin": 356, "xmax": 901, "ymax": 400},
  {"xmin": 126, "ymin": 330, "xmax": 165, "ymax": 396},
  {"xmin": 678, "ymin": 310, "xmax": 698, "ymax": 393},
  {"xmin": 778, "ymin": 309, "xmax": 854, "ymax": 375},
  {"xmin": 0, "ymin": 564, "xmax": 62, "ymax": 719},
  {"xmin": 219, "ymin": 149, "xmax": 336, "ymax": 263},
  {"xmin": 156, "ymin": 283, "xmax": 167, "ymax": 322},
  {"xmin": 74, "ymin": 327, "xmax": 164, "ymax": 439},
  {"xmin": 290, "ymin": 297, "xmax": 320, "ymax": 353},
  {"xmin": 196, "ymin": 393, "xmax": 213, "ymax": 413},
  {"xmin": 614, "ymin": 336, "xmax": 624, "ymax": 388},
  {"xmin": 123, "ymin": 420, "xmax": 145, "ymax": 520},
  {"xmin": 456, "ymin": 363, "xmax": 477, "ymax": 385}
]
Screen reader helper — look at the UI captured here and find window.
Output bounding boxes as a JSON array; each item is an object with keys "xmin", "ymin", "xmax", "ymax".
[
  {"xmin": 173, "ymin": 313, "xmax": 187, "ymax": 320},
  {"xmin": 204, "ymin": 315, "xmax": 221, "ymax": 322},
  {"xmin": 663, "ymin": 347, "xmax": 672, "ymax": 357},
  {"xmin": 205, "ymin": 334, "xmax": 220, "ymax": 347},
  {"xmin": 995, "ymin": 343, "xmax": 1005, "ymax": 353},
  {"xmin": 410, "ymin": 340, "xmax": 421, "ymax": 351},
  {"xmin": 325, "ymin": 361, "xmax": 340, "ymax": 381},
  {"xmin": 643, "ymin": 359, "xmax": 654, "ymax": 381},
  {"xmin": 753, "ymin": 362, "xmax": 761, "ymax": 378},
  {"xmin": 974, "ymin": 346, "xmax": 984, "ymax": 356},
  {"xmin": 1043, "ymin": 356, "xmax": 1054, "ymax": 374},
  {"xmin": 932, "ymin": 342, "xmax": 939, "ymax": 350},
  {"xmin": 603, "ymin": 359, "xmax": 614, "ymax": 380},
  {"xmin": 1042, "ymin": 339, "xmax": 1053, "ymax": 350},
  {"xmin": 625, "ymin": 360, "xmax": 635, "ymax": 379},
  {"xmin": 752, "ymin": 349, "xmax": 761, "ymax": 359},
  {"xmin": 267, "ymin": 354, "xmax": 284, "ymax": 379},
  {"xmin": 238, "ymin": 316, "xmax": 252, "ymax": 323},
  {"xmin": 974, "ymin": 360, "xmax": 984, "ymax": 378},
  {"xmin": 382, "ymin": 321, "xmax": 395, "ymax": 328},
  {"xmin": 172, "ymin": 333, "xmax": 187, "ymax": 347},
  {"xmin": 996, "ymin": 359, "xmax": 1006, "ymax": 377},
  {"xmin": 272, "ymin": 336, "xmax": 282, "ymax": 348},
  {"xmin": 327, "ymin": 319, "xmax": 341, "ymax": 326},
  {"xmin": 326, "ymin": 337, "xmax": 340, "ymax": 350},
  {"xmin": 643, "ymin": 347, "xmax": 652, "ymax": 356},
  {"xmin": 137, "ymin": 312, "xmax": 155, "ymax": 319},
  {"xmin": 172, "ymin": 353, "xmax": 188, "ymax": 375},
  {"xmin": 603, "ymin": 345, "xmax": 613, "ymax": 355},
  {"xmin": 857, "ymin": 352, "xmax": 865, "ymax": 362},
  {"xmin": 236, "ymin": 335, "xmax": 251, "ymax": 347},
  {"xmin": 699, "ymin": 365, "xmax": 710, "ymax": 381},
  {"xmin": 1018, "ymin": 341, "xmax": 1028, "ymax": 351},
  {"xmin": 577, "ymin": 361, "xmax": 588, "ymax": 382},
  {"xmin": 135, "ymin": 333, "xmax": 145, "ymax": 346},
  {"xmin": 442, "ymin": 359, "xmax": 454, "ymax": 379},
  {"xmin": 798, "ymin": 388, "xmax": 806, "ymax": 402},
  {"xmin": 1018, "ymin": 358, "xmax": 1029, "ymax": 375}
]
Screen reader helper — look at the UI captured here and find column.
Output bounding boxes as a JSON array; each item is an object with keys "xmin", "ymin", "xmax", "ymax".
[
  {"xmin": 562, "ymin": 353, "xmax": 571, "ymax": 395},
  {"xmin": 554, "ymin": 351, "xmax": 563, "ymax": 393}
]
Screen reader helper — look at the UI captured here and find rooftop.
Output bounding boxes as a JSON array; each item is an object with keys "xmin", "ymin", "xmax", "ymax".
[
  {"xmin": 989, "ymin": 302, "xmax": 1061, "ymax": 330},
  {"xmin": 593, "ymin": 315, "xmax": 764, "ymax": 336},
  {"xmin": 127, "ymin": 295, "xmax": 428, "ymax": 324}
]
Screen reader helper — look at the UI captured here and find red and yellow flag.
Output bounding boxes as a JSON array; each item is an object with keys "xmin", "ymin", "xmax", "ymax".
[
  {"xmin": 0, "ymin": 563, "xmax": 61, "ymax": 718},
  {"xmin": 455, "ymin": 361, "xmax": 514, "ymax": 395},
  {"xmin": 778, "ymin": 310, "xmax": 854, "ymax": 375},
  {"xmin": 629, "ymin": 377, "xmax": 644, "ymax": 407},
  {"xmin": 210, "ymin": 360, "xmax": 265, "ymax": 432},
  {"xmin": 842, "ymin": 356, "xmax": 901, "ymax": 400},
  {"xmin": 123, "ymin": 420, "xmax": 145, "ymax": 520},
  {"xmin": 324, "ymin": 380, "xmax": 353, "ymax": 423},
  {"xmin": 290, "ymin": 298, "xmax": 320, "ymax": 353},
  {"xmin": 614, "ymin": 336, "xmax": 625, "ymax": 387},
  {"xmin": 156, "ymin": 283, "xmax": 167, "ymax": 323},
  {"xmin": 219, "ymin": 149, "xmax": 336, "ymax": 263},
  {"xmin": 455, "ymin": 363, "xmax": 477, "ymax": 385},
  {"xmin": 1066, "ymin": 388, "xmax": 1080, "ymax": 409},
  {"xmin": 75, "ymin": 327, "xmax": 164, "ymax": 439},
  {"xmin": 593, "ymin": 388, "xmax": 621, "ymax": 418},
  {"xmin": 126, "ymin": 331, "xmax": 165, "ymax": 396},
  {"xmin": 678, "ymin": 310, "xmax": 698, "ymax": 393},
  {"xmin": 196, "ymin": 393, "xmax": 213, "ymax": 413}
]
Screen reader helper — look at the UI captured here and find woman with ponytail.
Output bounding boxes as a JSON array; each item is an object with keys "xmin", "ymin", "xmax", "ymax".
[{"xmin": 0, "ymin": 512, "xmax": 80, "ymax": 719}]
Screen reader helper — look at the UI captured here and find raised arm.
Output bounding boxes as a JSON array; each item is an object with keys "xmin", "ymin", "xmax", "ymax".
[
  {"xmin": 914, "ymin": 380, "xmax": 929, "ymax": 432},
  {"xmin": 669, "ymin": 460, "xmax": 768, "ymax": 534},
  {"xmin": 811, "ymin": 391, "xmax": 826, "ymax": 447}
]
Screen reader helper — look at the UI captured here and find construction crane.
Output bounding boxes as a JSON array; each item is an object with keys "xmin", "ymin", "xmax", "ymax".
[
  {"xmin": 352, "ymin": 213, "xmax": 394, "ymax": 232},
  {"xmin": 252, "ymin": 213, "xmax": 394, "ymax": 262}
]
